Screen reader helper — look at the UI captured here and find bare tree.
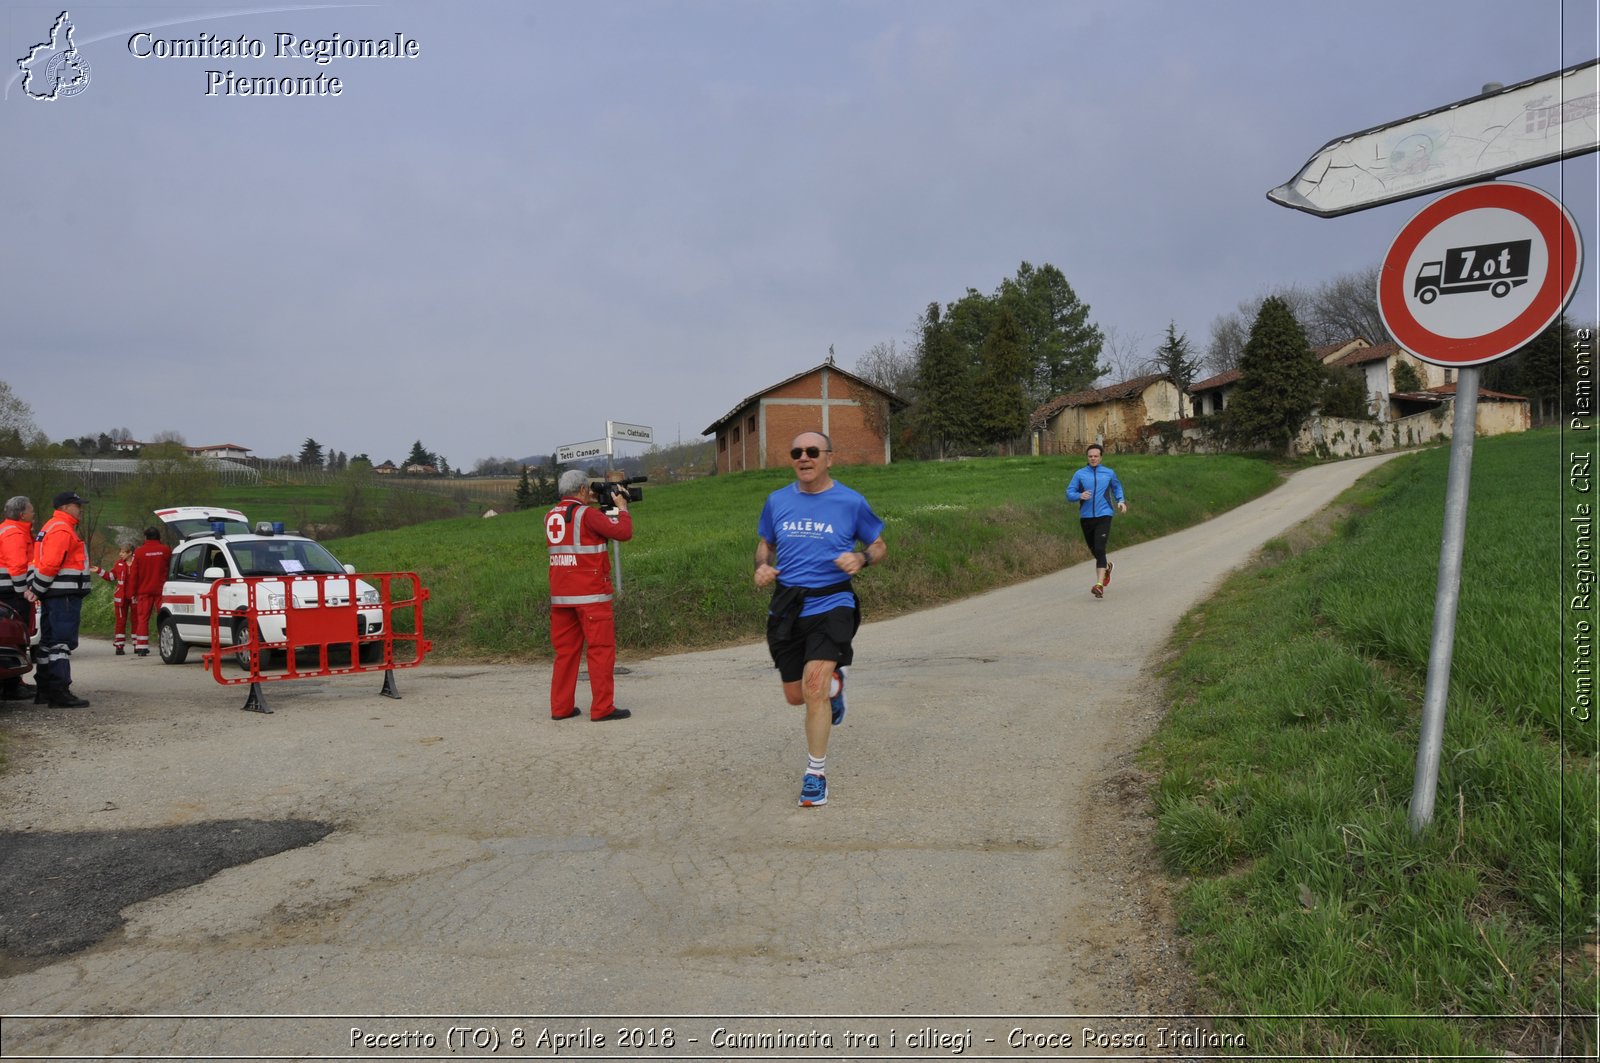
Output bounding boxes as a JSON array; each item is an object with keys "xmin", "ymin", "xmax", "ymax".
[
  {"xmin": 1094, "ymin": 325, "xmax": 1149, "ymax": 385},
  {"xmin": 1303, "ymin": 263, "xmax": 1390, "ymax": 347},
  {"xmin": 0, "ymin": 380, "xmax": 42, "ymax": 454},
  {"xmin": 1206, "ymin": 286, "xmax": 1314, "ymax": 373},
  {"xmin": 150, "ymin": 429, "xmax": 187, "ymax": 446},
  {"xmin": 853, "ymin": 336, "xmax": 919, "ymax": 399}
]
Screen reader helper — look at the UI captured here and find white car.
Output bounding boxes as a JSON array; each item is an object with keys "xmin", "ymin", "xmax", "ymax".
[{"xmin": 153, "ymin": 507, "xmax": 384, "ymax": 667}]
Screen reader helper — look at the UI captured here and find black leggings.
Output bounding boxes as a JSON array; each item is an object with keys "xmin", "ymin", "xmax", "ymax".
[{"xmin": 1080, "ymin": 516, "xmax": 1113, "ymax": 568}]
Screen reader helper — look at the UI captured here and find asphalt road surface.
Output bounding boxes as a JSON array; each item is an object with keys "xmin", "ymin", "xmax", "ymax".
[{"xmin": 0, "ymin": 453, "xmax": 1397, "ymax": 1059}]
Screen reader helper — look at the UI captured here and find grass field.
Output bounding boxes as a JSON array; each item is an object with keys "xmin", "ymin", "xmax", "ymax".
[
  {"xmin": 309, "ymin": 451, "xmax": 1281, "ymax": 660},
  {"xmin": 1147, "ymin": 428, "xmax": 1596, "ymax": 1058}
]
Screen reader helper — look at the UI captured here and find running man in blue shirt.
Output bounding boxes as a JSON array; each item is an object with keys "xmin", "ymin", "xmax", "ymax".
[
  {"xmin": 754, "ymin": 431, "xmax": 887, "ymax": 807},
  {"xmin": 1066, "ymin": 443, "xmax": 1128, "ymax": 598}
]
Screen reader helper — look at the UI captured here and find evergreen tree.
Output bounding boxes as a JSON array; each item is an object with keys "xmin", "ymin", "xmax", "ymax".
[
  {"xmin": 1223, "ymin": 296, "xmax": 1323, "ymax": 453},
  {"xmin": 405, "ymin": 440, "xmax": 435, "ymax": 468},
  {"xmin": 514, "ymin": 465, "xmax": 535, "ymax": 510},
  {"xmin": 1482, "ymin": 315, "xmax": 1577, "ymax": 423},
  {"xmin": 1153, "ymin": 321, "xmax": 1202, "ymax": 417},
  {"xmin": 972, "ymin": 304, "xmax": 1032, "ymax": 446},
  {"xmin": 912, "ymin": 302, "xmax": 975, "ymax": 458},
  {"xmin": 298, "ymin": 438, "xmax": 325, "ymax": 467},
  {"xmin": 999, "ymin": 261, "xmax": 1105, "ymax": 402}
]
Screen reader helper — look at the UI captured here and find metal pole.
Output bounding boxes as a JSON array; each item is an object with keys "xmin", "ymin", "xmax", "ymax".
[
  {"xmin": 1408, "ymin": 365, "xmax": 1481, "ymax": 833},
  {"xmin": 606, "ymin": 449, "xmax": 623, "ymax": 598}
]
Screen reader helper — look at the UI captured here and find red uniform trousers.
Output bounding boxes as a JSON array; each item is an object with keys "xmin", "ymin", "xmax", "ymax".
[
  {"xmin": 130, "ymin": 595, "xmax": 159, "ymax": 653},
  {"xmin": 549, "ymin": 601, "xmax": 617, "ymax": 719},
  {"xmin": 112, "ymin": 600, "xmax": 128, "ymax": 649}
]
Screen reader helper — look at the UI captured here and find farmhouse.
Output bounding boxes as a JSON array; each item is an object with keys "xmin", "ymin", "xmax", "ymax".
[{"xmin": 1029, "ymin": 373, "xmax": 1184, "ymax": 454}]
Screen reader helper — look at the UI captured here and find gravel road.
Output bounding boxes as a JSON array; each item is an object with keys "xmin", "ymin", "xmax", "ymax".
[{"xmin": 0, "ymin": 453, "xmax": 1397, "ymax": 1059}]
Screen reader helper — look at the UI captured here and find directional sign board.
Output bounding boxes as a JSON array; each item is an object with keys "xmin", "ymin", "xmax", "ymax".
[
  {"xmin": 1269, "ymin": 59, "xmax": 1599, "ymax": 217},
  {"xmin": 1378, "ymin": 182, "xmax": 1582, "ymax": 367},
  {"xmin": 554, "ymin": 438, "xmax": 611, "ymax": 464},
  {"xmin": 607, "ymin": 421, "xmax": 654, "ymax": 444}
]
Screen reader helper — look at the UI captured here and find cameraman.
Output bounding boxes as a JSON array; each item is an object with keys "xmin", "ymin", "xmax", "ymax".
[{"xmin": 544, "ymin": 469, "xmax": 634, "ymax": 722}]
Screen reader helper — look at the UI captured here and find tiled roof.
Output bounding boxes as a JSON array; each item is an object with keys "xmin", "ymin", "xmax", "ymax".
[
  {"xmin": 1190, "ymin": 368, "xmax": 1241, "ymax": 392},
  {"xmin": 1333, "ymin": 341, "xmax": 1402, "ymax": 367}
]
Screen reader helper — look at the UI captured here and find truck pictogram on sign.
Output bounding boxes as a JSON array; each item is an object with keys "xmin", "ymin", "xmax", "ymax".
[{"xmin": 1412, "ymin": 239, "xmax": 1531, "ymax": 303}]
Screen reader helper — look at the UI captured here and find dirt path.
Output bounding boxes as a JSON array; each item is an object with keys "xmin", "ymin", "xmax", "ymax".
[{"xmin": 0, "ymin": 454, "xmax": 1397, "ymax": 1058}]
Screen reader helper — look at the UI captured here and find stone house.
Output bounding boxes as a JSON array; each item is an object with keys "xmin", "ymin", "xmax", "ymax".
[
  {"xmin": 702, "ymin": 361, "xmax": 905, "ymax": 473},
  {"xmin": 1029, "ymin": 373, "xmax": 1184, "ymax": 454}
]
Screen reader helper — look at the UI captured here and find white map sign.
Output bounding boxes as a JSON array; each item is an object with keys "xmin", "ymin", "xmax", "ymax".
[{"xmin": 1269, "ymin": 60, "xmax": 1599, "ymax": 217}]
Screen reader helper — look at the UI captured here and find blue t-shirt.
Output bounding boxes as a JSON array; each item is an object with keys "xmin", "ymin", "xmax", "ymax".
[{"xmin": 758, "ymin": 480, "xmax": 886, "ymax": 617}]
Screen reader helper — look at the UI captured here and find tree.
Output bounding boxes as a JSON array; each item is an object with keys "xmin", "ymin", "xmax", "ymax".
[
  {"xmin": 1153, "ymin": 322, "xmax": 1202, "ymax": 417},
  {"xmin": 1207, "ymin": 287, "xmax": 1314, "ymax": 373},
  {"xmin": 853, "ymin": 336, "xmax": 919, "ymax": 399},
  {"xmin": 1482, "ymin": 314, "xmax": 1581, "ymax": 423},
  {"xmin": 405, "ymin": 440, "xmax": 435, "ymax": 468},
  {"xmin": 1304, "ymin": 264, "xmax": 1389, "ymax": 348},
  {"xmin": 514, "ymin": 466, "xmax": 535, "ymax": 510},
  {"xmin": 1320, "ymin": 365, "xmax": 1372, "ymax": 419},
  {"xmin": 150, "ymin": 429, "xmax": 187, "ymax": 446},
  {"xmin": 0, "ymin": 381, "xmax": 42, "ymax": 456},
  {"xmin": 997, "ymin": 261, "xmax": 1105, "ymax": 402},
  {"xmin": 971, "ymin": 303, "xmax": 1032, "ymax": 446},
  {"xmin": 298, "ymin": 438, "xmax": 325, "ymax": 467},
  {"xmin": 911, "ymin": 302, "xmax": 975, "ymax": 458},
  {"xmin": 1223, "ymin": 296, "xmax": 1323, "ymax": 452},
  {"xmin": 1393, "ymin": 360, "xmax": 1424, "ymax": 392}
]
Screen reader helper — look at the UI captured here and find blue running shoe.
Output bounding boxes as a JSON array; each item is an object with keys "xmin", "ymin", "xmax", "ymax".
[
  {"xmin": 799, "ymin": 772, "xmax": 828, "ymax": 807},
  {"xmin": 829, "ymin": 667, "xmax": 847, "ymax": 725}
]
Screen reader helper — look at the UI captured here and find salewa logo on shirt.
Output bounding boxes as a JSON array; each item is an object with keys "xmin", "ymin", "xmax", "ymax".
[{"xmin": 781, "ymin": 519, "xmax": 834, "ymax": 535}]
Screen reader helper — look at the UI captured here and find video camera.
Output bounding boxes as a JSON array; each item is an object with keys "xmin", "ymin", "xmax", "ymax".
[{"xmin": 591, "ymin": 475, "xmax": 648, "ymax": 510}]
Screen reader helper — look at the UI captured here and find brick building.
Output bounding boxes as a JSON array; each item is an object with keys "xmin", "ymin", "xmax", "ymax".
[{"xmin": 703, "ymin": 361, "xmax": 906, "ymax": 473}]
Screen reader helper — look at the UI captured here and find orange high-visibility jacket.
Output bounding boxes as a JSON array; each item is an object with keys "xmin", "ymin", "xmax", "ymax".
[{"xmin": 30, "ymin": 508, "xmax": 90, "ymax": 598}]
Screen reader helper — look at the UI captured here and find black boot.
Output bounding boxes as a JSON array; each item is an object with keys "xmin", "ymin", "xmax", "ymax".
[{"xmin": 50, "ymin": 689, "xmax": 90, "ymax": 708}]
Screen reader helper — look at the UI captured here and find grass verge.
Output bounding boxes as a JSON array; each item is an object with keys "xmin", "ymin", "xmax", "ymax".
[{"xmin": 1147, "ymin": 428, "xmax": 1596, "ymax": 1057}]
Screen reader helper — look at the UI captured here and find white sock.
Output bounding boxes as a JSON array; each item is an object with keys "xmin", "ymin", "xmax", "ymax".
[{"xmin": 807, "ymin": 755, "xmax": 826, "ymax": 776}]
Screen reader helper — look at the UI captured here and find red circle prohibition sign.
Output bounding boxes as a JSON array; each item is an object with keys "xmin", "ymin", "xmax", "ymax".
[{"xmin": 1378, "ymin": 182, "xmax": 1582, "ymax": 366}]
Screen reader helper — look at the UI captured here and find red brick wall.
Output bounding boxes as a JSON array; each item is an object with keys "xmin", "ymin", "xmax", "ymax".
[{"xmin": 712, "ymin": 368, "xmax": 891, "ymax": 472}]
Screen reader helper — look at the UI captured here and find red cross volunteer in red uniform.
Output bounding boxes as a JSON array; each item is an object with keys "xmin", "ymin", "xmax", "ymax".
[{"xmin": 546, "ymin": 469, "xmax": 634, "ymax": 722}]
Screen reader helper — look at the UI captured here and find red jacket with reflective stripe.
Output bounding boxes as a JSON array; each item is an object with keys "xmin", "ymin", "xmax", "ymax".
[
  {"xmin": 545, "ymin": 496, "xmax": 632, "ymax": 605},
  {"xmin": 31, "ymin": 509, "xmax": 90, "ymax": 597},
  {"xmin": 127, "ymin": 540, "xmax": 172, "ymax": 598},
  {"xmin": 0, "ymin": 518, "xmax": 35, "ymax": 595}
]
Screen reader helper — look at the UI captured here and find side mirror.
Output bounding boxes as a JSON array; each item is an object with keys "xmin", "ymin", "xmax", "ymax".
[
  {"xmin": 343, "ymin": 563, "xmax": 355, "ymax": 575},
  {"xmin": 202, "ymin": 566, "xmax": 226, "ymax": 580}
]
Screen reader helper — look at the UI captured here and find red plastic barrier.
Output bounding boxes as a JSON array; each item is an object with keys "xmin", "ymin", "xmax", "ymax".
[{"xmin": 201, "ymin": 572, "xmax": 431, "ymax": 712}]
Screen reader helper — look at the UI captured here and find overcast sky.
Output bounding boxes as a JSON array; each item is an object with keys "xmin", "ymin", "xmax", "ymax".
[{"xmin": 4, "ymin": 0, "xmax": 1596, "ymax": 468}]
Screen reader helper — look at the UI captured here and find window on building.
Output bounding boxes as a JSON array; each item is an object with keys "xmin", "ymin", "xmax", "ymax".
[
  {"xmin": 719, "ymin": 436, "xmax": 727, "ymax": 452},
  {"xmin": 733, "ymin": 426, "xmax": 741, "ymax": 443},
  {"xmin": 747, "ymin": 415, "xmax": 756, "ymax": 434}
]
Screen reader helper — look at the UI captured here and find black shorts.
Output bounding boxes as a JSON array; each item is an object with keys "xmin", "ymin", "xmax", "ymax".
[{"xmin": 766, "ymin": 605, "xmax": 859, "ymax": 683}]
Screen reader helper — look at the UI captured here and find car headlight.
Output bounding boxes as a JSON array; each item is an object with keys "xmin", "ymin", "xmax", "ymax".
[
  {"xmin": 265, "ymin": 593, "xmax": 287, "ymax": 610},
  {"xmin": 358, "ymin": 588, "xmax": 380, "ymax": 606}
]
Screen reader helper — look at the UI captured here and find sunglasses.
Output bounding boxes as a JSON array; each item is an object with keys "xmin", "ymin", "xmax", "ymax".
[{"xmin": 790, "ymin": 446, "xmax": 830, "ymax": 460}]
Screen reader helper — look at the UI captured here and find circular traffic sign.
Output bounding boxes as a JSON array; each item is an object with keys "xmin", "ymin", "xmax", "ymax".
[{"xmin": 1377, "ymin": 181, "xmax": 1582, "ymax": 367}]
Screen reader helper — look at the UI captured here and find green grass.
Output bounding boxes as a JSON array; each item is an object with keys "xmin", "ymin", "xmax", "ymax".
[
  {"xmin": 74, "ymin": 452, "xmax": 1283, "ymax": 657},
  {"xmin": 313, "ymin": 452, "xmax": 1279, "ymax": 660},
  {"xmin": 1147, "ymin": 428, "xmax": 1597, "ymax": 1058}
]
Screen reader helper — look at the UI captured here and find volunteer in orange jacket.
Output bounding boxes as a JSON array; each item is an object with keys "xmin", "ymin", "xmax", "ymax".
[
  {"xmin": 126, "ymin": 527, "xmax": 171, "ymax": 658},
  {"xmin": 545, "ymin": 469, "xmax": 634, "ymax": 722},
  {"xmin": 26, "ymin": 491, "xmax": 93, "ymax": 708},
  {"xmin": 0, "ymin": 495, "xmax": 38, "ymax": 700},
  {"xmin": 90, "ymin": 543, "xmax": 135, "ymax": 654}
]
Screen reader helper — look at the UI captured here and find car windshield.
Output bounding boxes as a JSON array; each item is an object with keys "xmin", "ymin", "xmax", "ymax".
[{"xmin": 230, "ymin": 540, "xmax": 349, "ymax": 577}]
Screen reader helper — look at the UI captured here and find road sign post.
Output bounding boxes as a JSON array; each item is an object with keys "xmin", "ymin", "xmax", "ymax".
[
  {"xmin": 554, "ymin": 423, "xmax": 654, "ymax": 598},
  {"xmin": 1377, "ymin": 181, "xmax": 1582, "ymax": 833}
]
